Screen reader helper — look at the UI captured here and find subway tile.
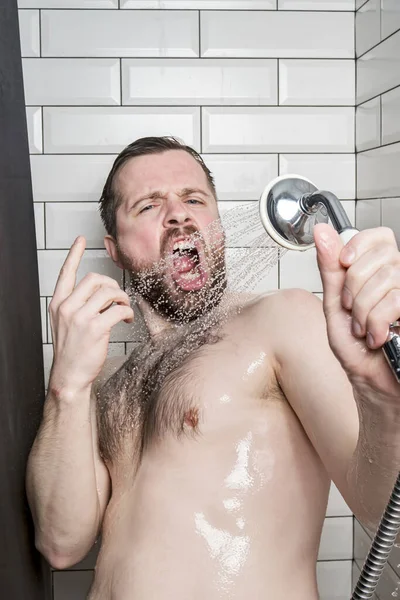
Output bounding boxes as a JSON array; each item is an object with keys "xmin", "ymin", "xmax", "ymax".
[
  {"xmin": 356, "ymin": 97, "xmax": 381, "ymax": 152},
  {"xmin": 278, "ymin": 0, "xmax": 354, "ymax": 8},
  {"xmin": 19, "ymin": 0, "xmax": 116, "ymax": 6},
  {"xmin": 43, "ymin": 344, "xmax": 54, "ymax": 389},
  {"xmin": 22, "ymin": 58, "xmax": 120, "ymax": 106},
  {"xmin": 43, "ymin": 107, "xmax": 200, "ymax": 154},
  {"xmin": 122, "ymin": 0, "xmax": 276, "ymax": 6},
  {"xmin": 381, "ymin": 0, "xmax": 400, "ymax": 40},
  {"xmin": 382, "ymin": 198, "xmax": 400, "ymax": 247},
  {"xmin": 202, "ymin": 154, "xmax": 278, "ymax": 200},
  {"xmin": 279, "ymin": 247, "xmax": 322, "ymax": 292},
  {"xmin": 326, "ymin": 483, "xmax": 352, "ymax": 517},
  {"xmin": 26, "ymin": 107, "xmax": 42, "ymax": 154},
  {"xmin": 41, "ymin": 10, "xmax": 198, "ymax": 57},
  {"xmin": 279, "ymin": 154, "xmax": 356, "ymax": 200},
  {"xmin": 356, "ymin": 0, "xmax": 380, "ymax": 58},
  {"xmin": 37, "ymin": 249, "xmax": 123, "ymax": 296},
  {"xmin": 279, "ymin": 59, "xmax": 355, "ymax": 106},
  {"xmin": 122, "ymin": 58, "xmax": 277, "ymax": 106},
  {"xmin": 356, "ymin": 0, "xmax": 368, "ymax": 8},
  {"xmin": 318, "ymin": 517, "xmax": 353, "ymax": 560},
  {"xmin": 316, "ymin": 560, "xmax": 352, "ymax": 600},
  {"xmin": 18, "ymin": 9, "xmax": 40, "ymax": 57},
  {"xmin": 355, "ymin": 199, "xmax": 381, "ymax": 230},
  {"xmin": 30, "ymin": 155, "xmax": 116, "ymax": 203},
  {"xmin": 40, "ymin": 297, "xmax": 47, "ymax": 344},
  {"xmin": 46, "ymin": 203, "xmax": 105, "ymax": 249},
  {"xmin": 201, "ymin": 11, "xmax": 354, "ymax": 58},
  {"xmin": 357, "ymin": 142, "xmax": 400, "ymax": 198},
  {"xmin": 202, "ymin": 107, "xmax": 354, "ymax": 153},
  {"xmin": 226, "ymin": 248, "xmax": 279, "ymax": 294},
  {"xmin": 53, "ymin": 570, "xmax": 93, "ymax": 600},
  {"xmin": 357, "ymin": 30, "xmax": 400, "ymax": 103},
  {"xmin": 382, "ymin": 85, "xmax": 400, "ymax": 145},
  {"xmin": 34, "ymin": 202, "xmax": 45, "ymax": 249}
]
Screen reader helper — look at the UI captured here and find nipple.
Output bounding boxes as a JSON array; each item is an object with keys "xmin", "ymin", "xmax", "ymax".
[{"xmin": 184, "ymin": 407, "xmax": 200, "ymax": 429}]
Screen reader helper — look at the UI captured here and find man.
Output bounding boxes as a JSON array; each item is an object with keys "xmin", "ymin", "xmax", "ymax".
[{"xmin": 26, "ymin": 136, "xmax": 400, "ymax": 599}]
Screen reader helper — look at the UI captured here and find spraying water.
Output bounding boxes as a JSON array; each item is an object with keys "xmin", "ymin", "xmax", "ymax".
[{"xmin": 97, "ymin": 201, "xmax": 286, "ymax": 463}]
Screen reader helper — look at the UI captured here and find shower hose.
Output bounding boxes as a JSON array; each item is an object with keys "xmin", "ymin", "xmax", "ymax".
[{"xmin": 351, "ymin": 471, "xmax": 400, "ymax": 599}]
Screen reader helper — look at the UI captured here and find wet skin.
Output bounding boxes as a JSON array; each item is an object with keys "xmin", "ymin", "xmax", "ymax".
[{"xmin": 87, "ymin": 150, "xmax": 343, "ymax": 598}]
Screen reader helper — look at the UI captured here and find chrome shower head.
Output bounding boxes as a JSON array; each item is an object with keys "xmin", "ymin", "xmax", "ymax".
[
  {"xmin": 259, "ymin": 174, "xmax": 355, "ymax": 251},
  {"xmin": 258, "ymin": 173, "xmax": 400, "ymax": 385}
]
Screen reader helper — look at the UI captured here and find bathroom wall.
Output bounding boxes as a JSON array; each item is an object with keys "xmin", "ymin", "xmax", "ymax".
[
  {"xmin": 353, "ymin": 1, "xmax": 400, "ymax": 597},
  {"xmin": 18, "ymin": 1, "xmax": 356, "ymax": 598}
]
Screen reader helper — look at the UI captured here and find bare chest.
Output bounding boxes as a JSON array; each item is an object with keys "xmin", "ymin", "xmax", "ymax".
[{"xmin": 97, "ymin": 329, "xmax": 278, "ymax": 464}]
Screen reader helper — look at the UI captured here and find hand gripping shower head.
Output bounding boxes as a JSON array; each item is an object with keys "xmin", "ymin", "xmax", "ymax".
[
  {"xmin": 259, "ymin": 174, "xmax": 400, "ymax": 600},
  {"xmin": 259, "ymin": 173, "xmax": 400, "ymax": 385}
]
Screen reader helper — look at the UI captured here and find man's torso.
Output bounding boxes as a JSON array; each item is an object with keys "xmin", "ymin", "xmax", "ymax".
[{"xmin": 89, "ymin": 293, "xmax": 330, "ymax": 600}]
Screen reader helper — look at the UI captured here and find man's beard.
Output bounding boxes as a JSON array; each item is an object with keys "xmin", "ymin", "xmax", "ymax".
[{"xmin": 119, "ymin": 222, "xmax": 227, "ymax": 324}]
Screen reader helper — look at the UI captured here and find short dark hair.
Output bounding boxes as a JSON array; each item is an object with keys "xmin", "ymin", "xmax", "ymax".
[{"xmin": 98, "ymin": 136, "xmax": 217, "ymax": 239}]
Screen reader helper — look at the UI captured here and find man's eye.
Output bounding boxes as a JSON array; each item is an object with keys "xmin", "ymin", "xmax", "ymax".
[
  {"xmin": 139, "ymin": 204, "xmax": 154, "ymax": 213},
  {"xmin": 186, "ymin": 199, "xmax": 202, "ymax": 204}
]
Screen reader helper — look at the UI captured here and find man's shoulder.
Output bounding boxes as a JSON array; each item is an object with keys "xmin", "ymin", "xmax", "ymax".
[{"xmin": 243, "ymin": 288, "xmax": 323, "ymax": 336}]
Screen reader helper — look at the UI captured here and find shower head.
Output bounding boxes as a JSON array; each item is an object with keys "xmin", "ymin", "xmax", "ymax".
[
  {"xmin": 259, "ymin": 174, "xmax": 355, "ymax": 251},
  {"xmin": 258, "ymin": 173, "xmax": 400, "ymax": 385}
]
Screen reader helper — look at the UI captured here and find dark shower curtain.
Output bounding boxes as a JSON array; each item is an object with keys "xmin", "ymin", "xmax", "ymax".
[{"xmin": 0, "ymin": 0, "xmax": 50, "ymax": 598}]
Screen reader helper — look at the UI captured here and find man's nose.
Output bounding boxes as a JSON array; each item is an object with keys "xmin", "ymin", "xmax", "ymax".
[{"xmin": 163, "ymin": 199, "xmax": 193, "ymax": 228}]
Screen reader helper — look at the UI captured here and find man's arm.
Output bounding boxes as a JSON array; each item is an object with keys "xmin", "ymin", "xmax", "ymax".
[
  {"xmin": 270, "ymin": 288, "xmax": 400, "ymax": 530},
  {"xmin": 25, "ymin": 356, "xmax": 125, "ymax": 569}
]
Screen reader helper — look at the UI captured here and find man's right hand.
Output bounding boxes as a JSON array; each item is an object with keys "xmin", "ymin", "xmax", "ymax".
[{"xmin": 48, "ymin": 236, "xmax": 134, "ymax": 395}]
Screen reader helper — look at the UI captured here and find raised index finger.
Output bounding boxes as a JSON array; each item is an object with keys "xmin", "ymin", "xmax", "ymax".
[{"xmin": 52, "ymin": 236, "xmax": 86, "ymax": 305}]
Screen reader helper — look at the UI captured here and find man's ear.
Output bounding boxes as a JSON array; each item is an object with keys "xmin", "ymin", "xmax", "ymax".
[{"xmin": 104, "ymin": 235, "xmax": 124, "ymax": 269}]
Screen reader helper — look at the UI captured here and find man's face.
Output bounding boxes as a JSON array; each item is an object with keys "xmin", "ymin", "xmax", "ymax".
[{"xmin": 112, "ymin": 150, "xmax": 227, "ymax": 323}]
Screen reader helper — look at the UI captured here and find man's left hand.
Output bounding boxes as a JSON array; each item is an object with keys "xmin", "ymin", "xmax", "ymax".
[{"xmin": 314, "ymin": 223, "xmax": 400, "ymax": 401}]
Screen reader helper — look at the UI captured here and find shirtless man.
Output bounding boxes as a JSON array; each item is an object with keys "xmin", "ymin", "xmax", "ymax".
[{"xmin": 26, "ymin": 136, "xmax": 400, "ymax": 599}]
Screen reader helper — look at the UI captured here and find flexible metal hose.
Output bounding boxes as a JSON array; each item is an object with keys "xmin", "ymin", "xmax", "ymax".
[{"xmin": 352, "ymin": 471, "xmax": 400, "ymax": 598}]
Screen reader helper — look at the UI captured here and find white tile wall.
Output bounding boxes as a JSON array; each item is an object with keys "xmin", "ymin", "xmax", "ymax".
[
  {"xmin": 122, "ymin": 0, "xmax": 276, "ymax": 7},
  {"xmin": 202, "ymin": 154, "xmax": 278, "ymax": 200},
  {"xmin": 357, "ymin": 142, "xmax": 400, "ymax": 198},
  {"xmin": 19, "ymin": 0, "xmax": 117, "ymax": 6},
  {"xmin": 357, "ymin": 30, "xmax": 400, "ymax": 103},
  {"xmin": 279, "ymin": 154, "xmax": 356, "ymax": 199},
  {"xmin": 201, "ymin": 11, "xmax": 354, "ymax": 58},
  {"xmin": 34, "ymin": 202, "xmax": 45, "ymax": 249},
  {"xmin": 317, "ymin": 561, "xmax": 352, "ymax": 600},
  {"xmin": 18, "ymin": 9, "xmax": 40, "ymax": 57},
  {"xmin": 30, "ymin": 155, "xmax": 116, "ymax": 202},
  {"xmin": 381, "ymin": 0, "xmax": 400, "ymax": 40},
  {"xmin": 22, "ymin": 58, "xmax": 121, "ymax": 106},
  {"xmin": 279, "ymin": 0, "xmax": 354, "ymax": 8},
  {"xmin": 24, "ymin": 4, "xmax": 358, "ymax": 599},
  {"xmin": 41, "ymin": 10, "xmax": 199, "ymax": 57},
  {"xmin": 122, "ymin": 59, "xmax": 277, "ymax": 106},
  {"xmin": 202, "ymin": 107, "xmax": 354, "ymax": 153},
  {"xmin": 279, "ymin": 59, "xmax": 355, "ymax": 106},
  {"xmin": 356, "ymin": 97, "xmax": 381, "ymax": 151},
  {"xmin": 381, "ymin": 85, "xmax": 400, "ymax": 145},
  {"xmin": 318, "ymin": 517, "xmax": 353, "ymax": 560},
  {"xmin": 26, "ymin": 106, "xmax": 43, "ymax": 153},
  {"xmin": 355, "ymin": 0, "xmax": 381, "ymax": 57},
  {"xmin": 43, "ymin": 107, "xmax": 201, "ymax": 153},
  {"xmin": 46, "ymin": 203, "xmax": 105, "ymax": 249}
]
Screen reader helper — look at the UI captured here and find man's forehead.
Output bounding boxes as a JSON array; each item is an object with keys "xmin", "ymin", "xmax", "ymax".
[{"xmin": 117, "ymin": 150, "xmax": 210, "ymax": 198}]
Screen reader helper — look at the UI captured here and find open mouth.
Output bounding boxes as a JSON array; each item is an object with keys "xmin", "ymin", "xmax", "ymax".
[{"xmin": 170, "ymin": 238, "xmax": 207, "ymax": 291}]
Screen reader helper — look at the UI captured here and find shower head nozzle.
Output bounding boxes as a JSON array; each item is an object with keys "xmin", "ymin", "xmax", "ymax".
[{"xmin": 259, "ymin": 174, "xmax": 330, "ymax": 252}]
